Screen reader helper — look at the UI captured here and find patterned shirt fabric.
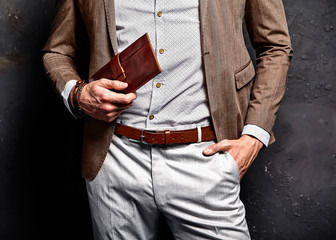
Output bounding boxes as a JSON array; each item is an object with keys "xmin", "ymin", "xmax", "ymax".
[{"xmin": 115, "ymin": 0, "xmax": 211, "ymax": 131}]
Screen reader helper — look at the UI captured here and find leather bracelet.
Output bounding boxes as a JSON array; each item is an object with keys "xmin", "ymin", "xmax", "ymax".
[{"xmin": 72, "ymin": 80, "xmax": 87, "ymax": 118}]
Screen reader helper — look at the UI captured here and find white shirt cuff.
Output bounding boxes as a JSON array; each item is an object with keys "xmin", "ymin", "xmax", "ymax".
[
  {"xmin": 61, "ymin": 80, "xmax": 77, "ymax": 117},
  {"xmin": 242, "ymin": 124, "xmax": 270, "ymax": 147}
]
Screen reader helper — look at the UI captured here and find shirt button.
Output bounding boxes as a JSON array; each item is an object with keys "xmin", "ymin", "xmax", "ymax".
[
  {"xmin": 157, "ymin": 11, "xmax": 162, "ymax": 17},
  {"xmin": 149, "ymin": 115, "xmax": 155, "ymax": 120},
  {"xmin": 156, "ymin": 83, "xmax": 161, "ymax": 88},
  {"xmin": 159, "ymin": 49, "xmax": 164, "ymax": 54}
]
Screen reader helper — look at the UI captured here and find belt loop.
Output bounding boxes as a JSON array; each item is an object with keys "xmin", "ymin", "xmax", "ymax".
[
  {"xmin": 164, "ymin": 130, "xmax": 171, "ymax": 144},
  {"xmin": 140, "ymin": 129, "xmax": 145, "ymax": 144},
  {"xmin": 197, "ymin": 126, "xmax": 202, "ymax": 143}
]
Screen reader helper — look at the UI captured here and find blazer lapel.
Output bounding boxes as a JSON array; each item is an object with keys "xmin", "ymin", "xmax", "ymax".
[
  {"xmin": 103, "ymin": 0, "xmax": 118, "ymax": 54},
  {"xmin": 199, "ymin": 0, "xmax": 208, "ymax": 26},
  {"xmin": 199, "ymin": 0, "xmax": 209, "ymax": 56}
]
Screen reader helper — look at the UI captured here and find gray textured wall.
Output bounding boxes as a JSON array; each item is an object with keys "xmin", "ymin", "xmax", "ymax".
[{"xmin": 0, "ymin": 0, "xmax": 335, "ymax": 239}]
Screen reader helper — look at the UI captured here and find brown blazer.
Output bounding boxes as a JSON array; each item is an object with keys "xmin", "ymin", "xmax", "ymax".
[{"xmin": 43, "ymin": 0, "xmax": 293, "ymax": 180}]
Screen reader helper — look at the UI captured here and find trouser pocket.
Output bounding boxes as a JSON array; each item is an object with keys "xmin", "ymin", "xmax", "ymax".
[{"xmin": 223, "ymin": 151, "xmax": 240, "ymax": 182}]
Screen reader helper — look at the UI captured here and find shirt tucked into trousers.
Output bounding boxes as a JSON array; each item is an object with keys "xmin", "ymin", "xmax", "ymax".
[{"xmin": 86, "ymin": 1, "xmax": 250, "ymax": 239}]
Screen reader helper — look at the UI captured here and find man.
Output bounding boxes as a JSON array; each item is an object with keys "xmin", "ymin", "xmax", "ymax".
[{"xmin": 43, "ymin": 0, "xmax": 292, "ymax": 239}]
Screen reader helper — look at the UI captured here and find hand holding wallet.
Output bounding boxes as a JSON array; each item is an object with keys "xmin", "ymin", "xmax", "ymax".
[{"xmin": 89, "ymin": 33, "xmax": 161, "ymax": 93}]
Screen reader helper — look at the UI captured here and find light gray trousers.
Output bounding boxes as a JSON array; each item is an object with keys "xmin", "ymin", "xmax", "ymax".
[{"xmin": 86, "ymin": 134, "xmax": 250, "ymax": 240}]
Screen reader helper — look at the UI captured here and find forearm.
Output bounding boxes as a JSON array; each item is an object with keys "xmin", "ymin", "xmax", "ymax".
[
  {"xmin": 244, "ymin": 0, "xmax": 293, "ymax": 135},
  {"xmin": 42, "ymin": 0, "xmax": 80, "ymax": 96},
  {"xmin": 43, "ymin": 53, "xmax": 80, "ymax": 96}
]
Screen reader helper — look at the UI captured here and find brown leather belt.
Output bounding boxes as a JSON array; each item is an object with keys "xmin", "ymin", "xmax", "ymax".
[{"xmin": 114, "ymin": 124, "xmax": 215, "ymax": 145}]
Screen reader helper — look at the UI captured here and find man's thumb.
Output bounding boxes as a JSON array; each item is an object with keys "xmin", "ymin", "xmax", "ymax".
[
  {"xmin": 203, "ymin": 144, "xmax": 218, "ymax": 155},
  {"xmin": 203, "ymin": 140, "xmax": 230, "ymax": 155}
]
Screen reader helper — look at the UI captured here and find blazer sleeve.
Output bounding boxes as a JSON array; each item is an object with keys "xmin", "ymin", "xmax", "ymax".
[
  {"xmin": 42, "ymin": 0, "xmax": 81, "ymax": 96},
  {"xmin": 244, "ymin": 0, "xmax": 294, "ymax": 135}
]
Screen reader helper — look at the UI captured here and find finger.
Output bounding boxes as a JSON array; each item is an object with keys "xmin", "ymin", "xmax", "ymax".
[
  {"xmin": 111, "ymin": 92, "xmax": 137, "ymax": 104},
  {"xmin": 113, "ymin": 102, "xmax": 135, "ymax": 108},
  {"xmin": 102, "ymin": 102, "xmax": 133, "ymax": 113},
  {"xmin": 98, "ymin": 89, "xmax": 137, "ymax": 104},
  {"xmin": 203, "ymin": 139, "xmax": 231, "ymax": 155},
  {"xmin": 96, "ymin": 78, "xmax": 129, "ymax": 91},
  {"xmin": 105, "ymin": 112, "xmax": 121, "ymax": 122},
  {"xmin": 203, "ymin": 143, "xmax": 219, "ymax": 155}
]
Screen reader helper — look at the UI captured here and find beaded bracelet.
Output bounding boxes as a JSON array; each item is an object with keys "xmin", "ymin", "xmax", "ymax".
[{"xmin": 72, "ymin": 79, "xmax": 87, "ymax": 118}]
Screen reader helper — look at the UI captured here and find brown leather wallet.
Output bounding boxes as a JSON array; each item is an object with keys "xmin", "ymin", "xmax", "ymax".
[
  {"xmin": 114, "ymin": 124, "xmax": 216, "ymax": 145},
  {"xmin": 89, "ymin": 33, "xmax": 161, "ymax": 93}
]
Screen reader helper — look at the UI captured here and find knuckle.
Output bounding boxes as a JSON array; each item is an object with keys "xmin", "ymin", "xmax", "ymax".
[
  {"xmin": 207, "ymin": 145, "xmax": 216, "ymax": 153},
  {"xmin": 99, "ymin": 78, "xmax": 108, "ymax": 84},
  {"xmin": 91, "ymin": 81, "xmax": 101, "ymax": 88},
  {"xmin": 100, "ymin": 92, "xmax": 111, "ymax": 102},
  {"xmin": 118, "ymin": 96, "xmax": 130, "ymax": 104},
  {"xmin": 108, "ymin": 80, "xmax": 116, "ymax": 88},
  {"xmin": 128, "ymin": 93, "xmax": 136, "ymax": 100},
  {"xmin": 91, "ymin": 85, "xmax": 101, "ymax": 95},
  {"xmin": 111, "ymin": 80, "xmax": 122, "ymax": 88},
  {"xmin": 125, "ymin": 95, "xmax": 134, "ymax": 103},
  {"xmin": 101, "ymin": 104, "xmax": 111, "ymax": 113}
]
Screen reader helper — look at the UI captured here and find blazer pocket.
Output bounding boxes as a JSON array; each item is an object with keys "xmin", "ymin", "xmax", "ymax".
[{"xmin": 234, "ymin": 59, "xmax": 255, "ymax": 90}]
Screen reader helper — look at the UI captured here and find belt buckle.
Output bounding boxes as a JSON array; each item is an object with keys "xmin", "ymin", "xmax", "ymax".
[{"xmin": 140, "ymin": 129, "xmax": 171, "ymax": 144}]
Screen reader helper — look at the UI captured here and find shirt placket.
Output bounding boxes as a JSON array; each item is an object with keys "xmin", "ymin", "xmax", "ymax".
[{"xmin": 146, "ymin": 0, "xmax": 166, "ymax": 128}]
